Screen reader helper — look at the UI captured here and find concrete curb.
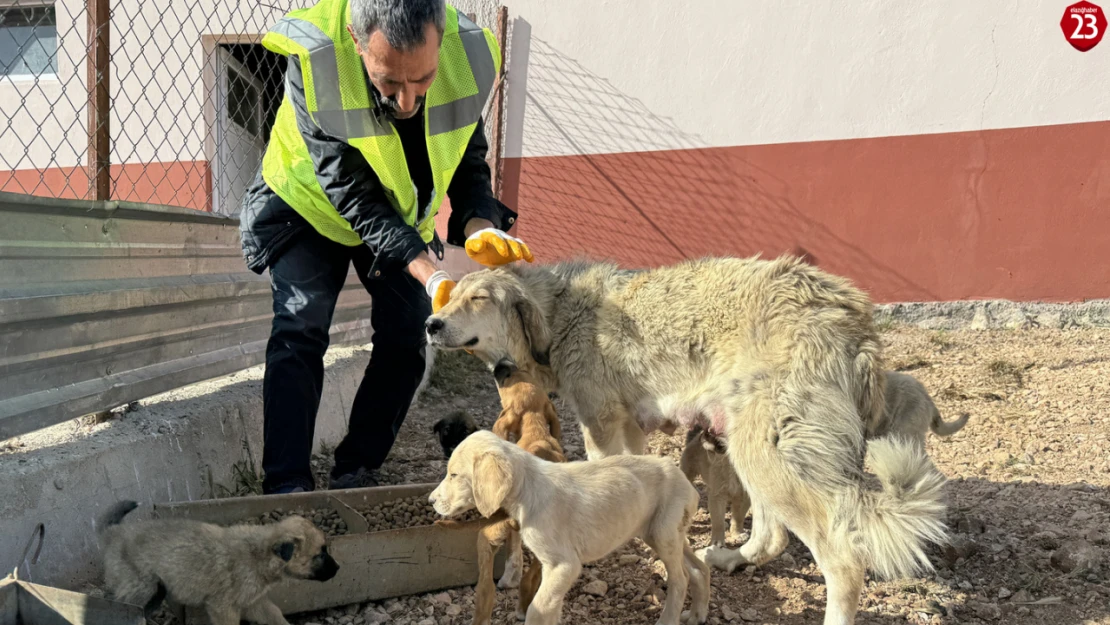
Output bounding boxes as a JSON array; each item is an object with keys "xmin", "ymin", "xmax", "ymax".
[
  {"xmin": 876, "ymin": 299, "xmax": 1110, "ymax": 330},
  {"xmin": 0, "ymin": 345, "xmax": 376, "ymax": 589}
]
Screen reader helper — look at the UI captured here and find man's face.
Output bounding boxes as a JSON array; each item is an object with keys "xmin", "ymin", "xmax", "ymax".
[{"xmin": 349, "ymin": 23, "xmax": 440, "ymax": 120}]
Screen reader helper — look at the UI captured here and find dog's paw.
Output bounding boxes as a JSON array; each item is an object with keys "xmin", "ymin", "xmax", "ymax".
[
  {"xmin": 515, "ymin": 609, "xmax": 526, "ymax": 621},
  {"xmin": 694, "ymin": 545, "xmax": 716, "ymax": 562},
  {"xmin": 498, "ymin": 558, "xmax": 522, "ymax": 589},
  {"xmin": 697, "ymin": 545, "xmax": 743, "ymax": 574},
  {"xmin": 498, "ymin": 576, "xmax": 520, "ymax": 590},
  {"xmin": 681, "ymin": 609, "xmax": 708, "ymax": 625}
]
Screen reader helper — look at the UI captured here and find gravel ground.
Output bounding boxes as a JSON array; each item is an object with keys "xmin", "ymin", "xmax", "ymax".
[{"xmin": 184, "ymin": 327, "xmax": 1110, "ymax": 625}]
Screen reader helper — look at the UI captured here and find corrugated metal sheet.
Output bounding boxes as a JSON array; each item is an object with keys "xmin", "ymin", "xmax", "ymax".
[{"xmin": 0, "ymin": 192, "xmax": 373, "ymax": 440}]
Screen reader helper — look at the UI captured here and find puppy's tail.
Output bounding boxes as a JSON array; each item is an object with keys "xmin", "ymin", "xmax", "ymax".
[
  {"xmin": 98, "ymin": 500, "xmax": 139, "ymax": 533},
  {"xmin": 930, "ymin": 409, "xmax": 969, "ymax": 437},
  {"xmin": 848, "ymin": 437, "xmax": 947, "ymax": 580}
]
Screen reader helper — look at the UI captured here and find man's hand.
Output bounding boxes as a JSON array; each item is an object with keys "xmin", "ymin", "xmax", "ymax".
[
  {"xmin": 425, "ymin": 270, "xmax": 456, "ymax": 313},
  {"xmin": 406, "ymin": 252, "xmax": 455, "ymax": 313},
  {"xmin": 465, "ymin": 228, "xmax": 534, "ymax": 267}
]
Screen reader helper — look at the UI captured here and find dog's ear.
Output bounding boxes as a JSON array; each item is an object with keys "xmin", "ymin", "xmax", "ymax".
[
  {"xmin": 513, "ymin": 295, "xmax": 551, "ymax": 366},
  {"xmin": 432, "ymin": 419, "xmax": 446, "ymax": 435},
  {"xmin": 685, "ymin": 424, "xmax": 703, "ymax": 445},
  {"xmin": 273, "ymin": 541, "xmax": 296, "ymax": 562},
  {"xmin": 471, "ymin": 452, "xmax": 513, "ymax": 518},
  {"xmin": 701, "ymin": 430, "xmax": 727, "ymax": 454},
  {"xmin": 492, "ymin": 357, "xmax": 517, "ymax": 386}
]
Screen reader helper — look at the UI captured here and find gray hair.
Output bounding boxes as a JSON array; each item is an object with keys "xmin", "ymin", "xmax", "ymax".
[{"xmin": 350, "ymin": 0, "xmax": 447, "ymax": 51}]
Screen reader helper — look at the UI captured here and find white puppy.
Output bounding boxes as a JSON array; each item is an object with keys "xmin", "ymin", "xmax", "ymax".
[{"xmin": 429, "ymin": 430, "xmax": 711, "ymax": 625}]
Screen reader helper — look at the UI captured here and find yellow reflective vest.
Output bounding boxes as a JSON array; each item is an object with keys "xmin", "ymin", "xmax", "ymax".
[{"xmin": 260, "ymin": 0, "xmax": 500, "ymax": 246}]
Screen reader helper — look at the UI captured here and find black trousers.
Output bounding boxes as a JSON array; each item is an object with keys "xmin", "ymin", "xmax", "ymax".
[{"xmin": 261, "ymin": 229, "xmax": 430, "ymax": 493}]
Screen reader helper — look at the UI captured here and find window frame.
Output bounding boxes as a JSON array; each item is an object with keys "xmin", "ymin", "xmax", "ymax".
[{"xmin": 0, "ymin": 0, "xmax": 60, "ymax": 81}]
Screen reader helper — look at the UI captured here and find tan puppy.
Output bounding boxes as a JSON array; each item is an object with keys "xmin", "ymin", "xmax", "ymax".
[
  {"xmin": 870, "ymin": 370, "xmax": 969, "ymax": 448},
  {"xmin": 492, "ymin": 364, "xmax": 563, "ymax": 458},
  {"xmin": 679, "ymin": 425, "xmax": 750, "ymax": 548},
  {"xmin": 437, "ymin": 360, "xmax": 567, "ymax": 625},
  {"xmin": 430, "ymin": 430, "xmax": 710, "ymax": 625},
  {"xmin": 98, "ymin": 500, "xmax": 338, "ymax": 625}
]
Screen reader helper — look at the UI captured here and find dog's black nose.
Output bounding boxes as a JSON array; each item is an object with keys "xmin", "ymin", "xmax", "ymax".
[
  {"xmin": 313, "ymin": 555, "xmax": 340, "ymax": 582},
  {"xmin": 425, "ymin": 317, "xmax": 445, "ymax": 335}
]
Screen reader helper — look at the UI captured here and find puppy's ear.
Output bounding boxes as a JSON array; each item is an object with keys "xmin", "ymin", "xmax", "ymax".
[
  {"xmin": 273, "ymin": 541, "xmax": 296, "ymax": 562},
  {"xmin": 701, "ymin": 431, "xmax": 726, "ymax": 454},
  {"xmin": 472, "ymin": 452, "xmax": 513, "ymax": 518},
  {"xmin": 513, "ymin": 295, "xmax": 551, "ymax": 366},
  {"xmin": 432, "ymin": 419, "xmax": 446, "ymax": 435},
  {"xmin": 492, "ymin": 358, "xmax": 517, "ymax": 386},
  {"xmin": 685, "ymin": 424, "xmax": 704, "ymax": 445}
]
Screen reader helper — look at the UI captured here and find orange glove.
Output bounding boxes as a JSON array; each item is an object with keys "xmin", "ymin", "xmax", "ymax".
[
  {"xmin": 465, "ymin": 228, "xmax": 534, "ymax": 267},
  {"xmin": 425, "ymin": 270, "xmax": 456, "ymax": 313}
]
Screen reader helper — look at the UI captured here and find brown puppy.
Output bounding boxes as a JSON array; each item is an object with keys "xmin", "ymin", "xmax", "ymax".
[
  {"xmin": 492, "ymin": 363, "xmax": 563, "ymax": 461},
  {"xmin": 438, "ymin": 359, "xmax": 566, "ymax": 625},
  {"xmin": 98, "ymin": 500, "xmax": 339, "ymax": 625}
]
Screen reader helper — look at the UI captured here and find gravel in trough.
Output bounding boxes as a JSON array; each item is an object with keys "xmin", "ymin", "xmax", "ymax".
[
  {"xmin": 356, "ymin": 496, "xmax": 483, "ymax": 532},
  {"xmin": 249, "ymin": 508, "xmax": 350, "ymax": 536}
]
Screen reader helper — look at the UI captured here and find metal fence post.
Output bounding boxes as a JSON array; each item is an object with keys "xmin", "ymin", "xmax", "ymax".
[
  {"xmin": 87, "ymin": 0, "xmax": 111, "ymax": 201},
  {"xmin": 491, "ymin": 5, "xmax": 507, "ymax": 201}
]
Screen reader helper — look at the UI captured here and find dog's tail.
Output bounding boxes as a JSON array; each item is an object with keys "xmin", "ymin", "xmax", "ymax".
[
  {"xmin": 97, "ymin": 500, "xmax": 139, "ymax": 533},
  {"xmin": 854, "ymin": 335, "xmax": 887, "ymax": 434},
  {"xmin": 930, "ymin": 409, "xmax": 969, "ymax": 437},
  {"xmin": 848, "ymin": 437, "xmax": 947, "ymax": 580}
]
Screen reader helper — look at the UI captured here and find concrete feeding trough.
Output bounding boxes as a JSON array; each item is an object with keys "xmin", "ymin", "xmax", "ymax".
[
  {"xmin": 0, "ymin": 524, "xmax": 145, "ymax": 625},
  {"xmin": 153, "ymin": 483, "xmax": 501, "ymax": 622},
  {"xmin": 0, "ymin": 577, "xmax": 145, "ymax": 625}
]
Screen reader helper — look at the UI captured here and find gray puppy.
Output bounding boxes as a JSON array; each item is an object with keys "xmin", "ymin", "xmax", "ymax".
[{"xmin": 98, "ymin": 500, "xmax": 339, "ymax": 625}]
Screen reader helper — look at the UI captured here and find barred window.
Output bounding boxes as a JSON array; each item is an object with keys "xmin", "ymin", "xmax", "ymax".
[{"xmin": 0, "ymin": 2, "xmax": 58, "ymax": 78}]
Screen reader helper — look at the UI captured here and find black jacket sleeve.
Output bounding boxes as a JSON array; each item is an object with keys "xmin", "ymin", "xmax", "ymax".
[
  {"xmin": 444, "ymin": 117, "xmax": 520, "ymax": 247},
  {"xmin": 286, "ymin": 56, "xmax": 427, "ymax": 272}
]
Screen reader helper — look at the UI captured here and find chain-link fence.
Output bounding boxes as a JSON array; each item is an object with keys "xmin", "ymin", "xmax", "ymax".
[{"xmin": 0, "ymin": 0, "xmax": 505, "ymax": 215}]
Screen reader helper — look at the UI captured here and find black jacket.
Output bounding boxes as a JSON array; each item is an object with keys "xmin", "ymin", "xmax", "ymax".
[{"xmin": 238, "ymin": 56, "xmax": 517, "ymax": 277}]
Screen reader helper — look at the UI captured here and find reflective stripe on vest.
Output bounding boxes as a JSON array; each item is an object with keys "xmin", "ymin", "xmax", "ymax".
[
  {"xmin": 268, "ymin": 17, "xmax": 392, "ymax": 139},
  {"xmin": 268, "ymin": 11, "xmax": 495, "ymax": 140}
]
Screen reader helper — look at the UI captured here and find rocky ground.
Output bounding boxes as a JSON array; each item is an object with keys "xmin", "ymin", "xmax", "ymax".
[{"xmin": 188, "ymin": 326, "xmax": 1110, "ymax": 624}]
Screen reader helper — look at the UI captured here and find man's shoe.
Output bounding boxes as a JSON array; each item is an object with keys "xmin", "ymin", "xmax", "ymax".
[{"xmin": 328, "ymin": 467, "xmax": 379, "ymax": 490}]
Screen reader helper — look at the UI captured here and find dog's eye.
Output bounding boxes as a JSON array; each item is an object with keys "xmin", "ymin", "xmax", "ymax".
[{"xmin": 449, "ymin": 473, "xmax": 458, "ymax": 479}]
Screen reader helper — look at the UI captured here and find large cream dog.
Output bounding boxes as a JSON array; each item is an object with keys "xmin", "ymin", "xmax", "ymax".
[
  {"xmin": 425, "ymin": 256, "xmax": 948, "ymax": 625},
  {"xmin": 429, "ymin": 430, "xmax": 710, "ymax": 625},
  {"xmin": 682, "ymin": 370, "xmax": 968, "ymax": 552}
]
